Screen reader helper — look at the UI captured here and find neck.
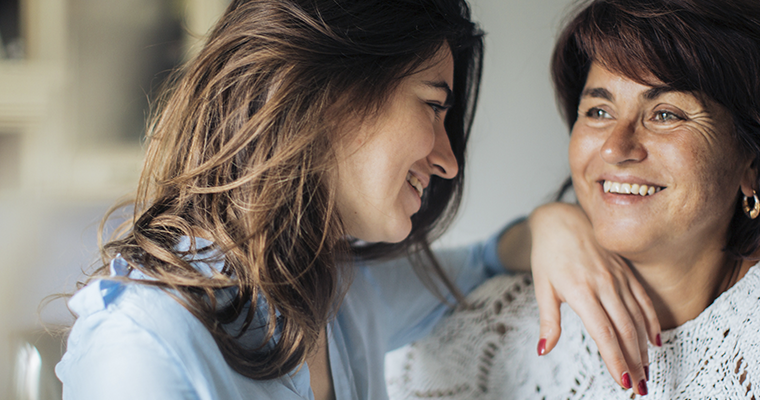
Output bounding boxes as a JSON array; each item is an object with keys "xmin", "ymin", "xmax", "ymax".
[{"xmin": 628, "ymin": 247, "xmax": 752, "ymax": 330}]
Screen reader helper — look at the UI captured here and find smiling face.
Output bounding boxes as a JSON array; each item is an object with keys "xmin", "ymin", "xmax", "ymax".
[
  {"xmin": 333, "ymin": 45, "xmax": 458, "ymax": 243},
  {"xmin": 569, "ymin": 63, "xmax": 754, "ymax": 263}
]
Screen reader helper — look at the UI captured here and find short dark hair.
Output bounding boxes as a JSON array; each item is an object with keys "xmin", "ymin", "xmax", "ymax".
[{"xmin": 552, "ymin": 0, "xmax": 760, "ymax": 258}]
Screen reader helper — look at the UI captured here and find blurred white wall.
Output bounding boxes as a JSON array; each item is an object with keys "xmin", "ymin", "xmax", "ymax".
[
  {"xmin": 0, "ymin": 0, "xmax": 576, "ymax": 398},
  {"xmin": 439, "ymin": 0, "xmax": 576, "ymax": 247}
]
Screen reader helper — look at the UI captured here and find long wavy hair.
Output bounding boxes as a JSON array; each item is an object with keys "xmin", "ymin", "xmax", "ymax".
[
  {"xmin": 552, "ymin": 0, "xmax": 760, "ymax": 259},
  {"xmin": 88, "ymin": 0, "xmax": 483, "ymax": 380}
]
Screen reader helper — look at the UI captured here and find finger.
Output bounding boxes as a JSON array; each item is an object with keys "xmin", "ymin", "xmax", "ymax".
[
  {"xmin": 629, "ymin": 270, "xmax": 662, "ymax": 347},
  {"xmin": 598, "ymin": 286, "xmax": 648, "ymax": 394},
  {"xmin": 568, "ymin": 294, "xmax": 633, "ymax": 390},
  {"xmin": 533, "ymin": 277, "xmax": 562, "ymax": 356},
  {"xmin": 623, "ymin": 288, "xmax": 650, "ymax": 381},
  {"xmin": 616, "ymin": 282, "xmax": 650, "ymax": 382}
]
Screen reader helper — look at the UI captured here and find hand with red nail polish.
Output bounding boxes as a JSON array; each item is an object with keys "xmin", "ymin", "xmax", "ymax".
[{"xmin": 528, "ymin": 203, "xmax": 662, "ymax": 391}]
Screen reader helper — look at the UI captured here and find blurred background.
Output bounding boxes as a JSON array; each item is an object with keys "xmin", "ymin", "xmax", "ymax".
[{"xmin": 0, "ymin": 0, "xmax": 574, "ymax": 398}]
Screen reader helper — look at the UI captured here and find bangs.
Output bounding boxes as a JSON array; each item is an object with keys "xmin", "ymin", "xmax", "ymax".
[
  {"xmin": 572, "ymin": 1, "xmax": 701, "ymax": 91},
  {"xmin": 576, "ymin": 24, "xmax": 665, "ymax": 90}
]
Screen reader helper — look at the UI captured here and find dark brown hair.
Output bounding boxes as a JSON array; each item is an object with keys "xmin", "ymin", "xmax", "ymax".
[
  {"xmin": 90, "ymin": 0, "xmax": 483, "ymax": 380},
  {"xmin": 552, "ymin": 0, "xmax": 760, "ymax": 258}
]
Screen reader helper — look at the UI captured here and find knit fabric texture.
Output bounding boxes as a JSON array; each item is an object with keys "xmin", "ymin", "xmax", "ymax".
[{"xmin": 386, "ymin": 264, "xmax": 760, "ymax": 399}]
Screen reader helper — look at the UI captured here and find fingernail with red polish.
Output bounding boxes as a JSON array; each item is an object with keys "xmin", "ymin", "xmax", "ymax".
[
  {"xmin": 537, "ymin": 338, "xmax": 547, "ymax": 356},
  {"xmin": 644, "ymin": 365, "xmax": 650, "ymax": 381},
  {"xmin": 656, "ymin": 333, "xmax": 662, "ymax": 347},
  {"xmin": 622, "ymin": 372, "xmax": 632, "ymax": 389},
  {"xmin": 638, "ymin": 379, "xmax": 648, "ymax": 395}
]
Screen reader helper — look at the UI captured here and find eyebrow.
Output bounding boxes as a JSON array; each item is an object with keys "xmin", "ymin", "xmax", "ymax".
[
  {"xmin": 580, "ymin": 87, "xmax": 613, "ymax": 101},
  {"xmin": 642, "ymin": 86, "xmax": 678, "ymax": 100},
  {"xmin": 423, "ymin": 80, "xmax": 454, "ymax": 107},
  {"xmin": 580, "ymin": 86, "xmax": 678, "ymax": 102}
]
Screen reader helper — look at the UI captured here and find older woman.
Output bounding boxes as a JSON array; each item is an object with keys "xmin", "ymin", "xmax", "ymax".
[{"xmin": 386, "ymin": 0, "xmax": 760, "ymax": 398}]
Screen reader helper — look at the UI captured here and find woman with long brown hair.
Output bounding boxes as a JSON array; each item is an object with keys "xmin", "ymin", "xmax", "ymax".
[{"xmin": 55, "ymin": 0, "xmax": 657, "ymax": 399}]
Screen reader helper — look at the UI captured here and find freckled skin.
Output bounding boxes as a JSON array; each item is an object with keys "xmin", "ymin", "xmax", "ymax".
[
  {"xmin": 569, "ymin": 63, "xmax": 753, "ymax": 267},
  {"xmin": 332, "ymin": 45, "xmax": 458, "ymax": 243}
]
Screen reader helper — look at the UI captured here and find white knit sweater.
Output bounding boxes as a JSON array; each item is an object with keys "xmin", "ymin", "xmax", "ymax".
[{"xmin": 386, "ymin": 264, "xmax": 760, "ymax": 399}]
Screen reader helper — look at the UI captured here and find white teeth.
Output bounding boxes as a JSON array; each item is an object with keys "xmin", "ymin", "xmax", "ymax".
[
  {"xmin": 407, "ymin": 173, "xmax": 423, "ymax": 197},
  {"xmin": 603, "ymin": 180, "xmax": 663, "ymax": 196}
]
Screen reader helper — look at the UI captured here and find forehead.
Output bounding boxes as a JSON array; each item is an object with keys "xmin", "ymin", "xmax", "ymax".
[
  {"xmin": 584, "ymin": 63, "xmax": 659, "ymax": 92},
  {"xmin": 583, "ymin": 63, "xmax": 706, "ymax": 107}
]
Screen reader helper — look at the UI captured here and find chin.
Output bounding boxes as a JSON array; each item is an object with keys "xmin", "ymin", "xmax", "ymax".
[
  {"xmin": 594, "ymin": 231, "xmax": 653, "ymax": 260},
  {"xmin": 384, "ymin": 226, "xmax": 413, "ymax": 243},
  {"xmin": 379, "ymin": 219, "xmax": 414, "ymax": 244},
  {"xmin": 355, "ymin": 221, "xmax": 412, "ymax": 244}
]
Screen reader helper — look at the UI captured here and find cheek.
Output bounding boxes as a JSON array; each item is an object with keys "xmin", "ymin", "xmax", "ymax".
[
  {"xmin": 568, "ymin": 129, "xmax": 596, "ymax": 184},
  {"xmin": 399, "ymin": 115, "xmax": 436, "ymax": 159},
  {"xmin": 658, "ymin": 140, "xmax": 743, "ymax": 231},
  {"xmin": 663, "ymin": 137, "xmax": 739, "ymax": 193},
  {"xmin": 568, "ymin": 135, "xmax": 583, "ymax": 175}
]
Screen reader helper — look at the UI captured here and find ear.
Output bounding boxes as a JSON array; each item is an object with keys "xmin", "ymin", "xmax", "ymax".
[{"xmin": 740, "ymin": 158, "xmax": 758, "ymax": 197}]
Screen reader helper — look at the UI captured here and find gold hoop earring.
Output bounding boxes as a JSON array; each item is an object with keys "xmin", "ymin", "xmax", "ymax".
[{"xmin": 743, "ymin": 190, "xmax": 760, "ymax": 219}]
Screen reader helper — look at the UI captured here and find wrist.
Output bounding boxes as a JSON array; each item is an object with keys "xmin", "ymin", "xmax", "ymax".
[
  {"xmin": 496, "ymin": 218, "xmax": 531, "ymax": 272},
  {"xmin": 528, "ymin": 202, "xmax": 582, "ymax": 233}
]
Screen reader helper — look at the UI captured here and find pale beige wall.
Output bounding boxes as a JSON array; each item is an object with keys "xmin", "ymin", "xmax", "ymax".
[{"xmin": 439, "ymin": 0, "xmax": 576, "ymax": 247}]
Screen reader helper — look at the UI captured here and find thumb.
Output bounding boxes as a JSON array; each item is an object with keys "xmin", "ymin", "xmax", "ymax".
[{"xmin": 535, "ymin": 279, "xmax": 563, "ymax": 356}]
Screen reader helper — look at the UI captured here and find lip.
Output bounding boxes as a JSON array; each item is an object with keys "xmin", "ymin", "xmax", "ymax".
[
  {"xmin": 408, "ymin": 170, "xmax": 430, "ymax": 190},
  {"xmin": 404, "ymin": 179, "xmax": 423, "ymax": 213}
]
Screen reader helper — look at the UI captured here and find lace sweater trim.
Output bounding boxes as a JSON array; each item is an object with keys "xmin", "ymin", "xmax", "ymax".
[{"xmin": 386, "ymin": 264, "xmax": 760, "ymax": 399}]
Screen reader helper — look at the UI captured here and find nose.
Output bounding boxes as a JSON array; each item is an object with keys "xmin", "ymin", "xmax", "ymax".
[
  {"xmin": 600, "ymin": 121, "xmax": 647, "ymax": 165},
  {"xmin": 427, "ymin": 125, "xmax": 459, "ymax": 179}
]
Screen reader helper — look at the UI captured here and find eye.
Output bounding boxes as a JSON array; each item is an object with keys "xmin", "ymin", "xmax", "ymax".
[
  {"xmin": 428, "ymin": 102, "xmax": 450, "ymax": 120},
  {"xmin": 652, "ymin": 109, "xmax": 684, "ymax": 122},
  {"xmin": 585, "ymin": 107, "xmax": 612, "ymax": 119}
]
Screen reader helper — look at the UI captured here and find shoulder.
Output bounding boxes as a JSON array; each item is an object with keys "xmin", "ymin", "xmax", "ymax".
[
  {"xmin": 57, "ymin": 279, "xmax": 242, "ymax": 399},
  {"xmin": 641, "ymin": 263, "xmax": 760, "ymax": 398},
  {"xmin": 704, "ymin": 261, "xmax": 760, "ymax": 332},
  {"xmin": 57, "ymin": 282, "xmax": 196, "ymax": 396},
  {"xmin": 60, "ymin": 248, "xmax": 230, "ymax": 368},
  {"xmin": 701, "ymin": 261, "xmax": 760, "ymax": 343},
  {"xmin": 56, "ymin": 249, "xmax": 311, "ymax": 399}
]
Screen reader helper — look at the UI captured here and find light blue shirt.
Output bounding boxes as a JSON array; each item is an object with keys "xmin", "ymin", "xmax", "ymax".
[{"xmin": 56, "ymin": 234, "xmax": 507, "ymax": 400}]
